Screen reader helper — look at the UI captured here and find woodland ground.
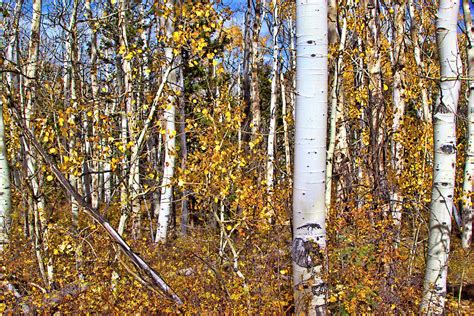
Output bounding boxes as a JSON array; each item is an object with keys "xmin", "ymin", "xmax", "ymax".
[{"xmin": 1, "ymin": 199, "xmax": 472, "ymax": 314}]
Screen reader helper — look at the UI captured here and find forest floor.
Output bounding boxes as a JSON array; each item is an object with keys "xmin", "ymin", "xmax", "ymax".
[{"xmin": 0, "ymin": 201, "xmax": 473, "ymax": 314}]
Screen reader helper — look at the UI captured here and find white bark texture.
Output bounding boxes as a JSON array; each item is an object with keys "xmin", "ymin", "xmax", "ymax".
[
  {"xmin": 0, "ymin": 97, "xmax": 12, "ymax": 251},
  {"xmin": 390, "ymin": 1, "xmax": 406, "ymax": 245},
  {"xmin": 265, "ymin": 0, "xmax": 279, "ymax": 192},
  {"xmin": 292, "ymin": 0, "xmax": 328, "ymax": 314},
  {"xmin": 24, "ymin": 0, "xmax": 54, "ymax": 288},
  {"xmin": 325, "ymin": 12, "xmax": 347, "ymax": 212},
  {"xmin": 421, "ymin": 0, "xmax": 461, "ymax": 313},
  {"xmin": 85, "ymin": 0, "xmax": 100, "ymax": 210},
  {"xmin": 5, "ymin": 0, "xmax": 24, "ymax": 90},
  {"xmin": 408, "ymin": 0, "xmax": 431, "ymax": 122},
  {"xmin": 156, "ymin": 1, "xmax": 178, "ymax": 243},
  {"xmin": 280, "ymin": 72, "xmax": 291, "ymax": 176},
  {"xmin": 462, "ymin": 0, "xmax": 473, "ymax": 250}
]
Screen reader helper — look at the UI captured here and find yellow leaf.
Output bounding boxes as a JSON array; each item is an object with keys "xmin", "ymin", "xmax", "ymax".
[
  {"xmin": 383, "ymin": 84, "xmax": 389, "ymax": 91},
  {"xmin": 49, "ymin": 148, "xmax": 57, "ymax": 154},
  {"xmin": 46, "ymin": 175, "xmax": 54, "ymax": 182}
]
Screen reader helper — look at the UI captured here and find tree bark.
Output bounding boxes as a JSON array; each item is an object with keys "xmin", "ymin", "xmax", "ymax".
[
  {"xmin": 292, "ymin": 0, "xmax": 328, "ymax": 313},
  {"xmin": 156, "ymin": 0, "xmax": 180, "ymax": 243},
  {"xmin": 461, "ymin": 0, "xmax": 473, "ymax": 249},
  {"xmin": 421, "ymin": 0, "xmax": 461, "ymax": 313},
  {"xmin": 265, "ymin": 0, "xmax": 280, "ymax": 192},
  {"xmin": 390, "ymin": 0, "xmax": 407, "ymax": 246}
]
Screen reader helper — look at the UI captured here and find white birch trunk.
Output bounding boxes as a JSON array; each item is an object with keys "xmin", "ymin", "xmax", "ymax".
[
  {"xmin": 24, "ymin": 0, "xmax": 54, "ymax": 287},
  {"xmin": 462, "ymin": 0, "xmax": 473, "ymax": 249},
  {"xmin": 280, "ymin": 72, "xmax": 291, "ymax": 176},
  {"xmin": 325, "ymin": 13, "xmax": 347, "ymax": 212},
  {"xmin": 250, "ymin": 0, "xmax": 264, "ymax": 138},
  {"xmin": 408, "ymin": 0, "xmax": 430, "ymax": 122},
  {"xmin": 0, "ymin": 96, "xmax": 12, "ymax": 251},
  {"xmin": 266, "ymin": 0, "xmax": 279, "ymax": 192},
  {"xmin": 390, "ymin": 1, "xmax": 406, "ymax": 245},
  {"xmin": 289, "ymin": 17, "xmax": 296, "ymax": 120},
  {"xmin": 292, "ymin": 0, "xmax": 328, "ymax": 314},
  {"xmin": 421, "ymin": 0, "xmax": 461, "ymax": 313},
  {"xmin": 85, "ymin": 0, "xmax": 100, "ymax": 209},
  {"xmin": 5, "ymin": 0, "xmax": 24, "ymax": 90},
  {"xmin": 117, "ymin": 0, "xmax": 133, "ymax": 235},
  {"xmin": 156, "ymin": 1, "xmax": 178, "ymax": 243},
  {"xmin": 65, "ymin": 0, "xmax": 80, "ymax": 227}
]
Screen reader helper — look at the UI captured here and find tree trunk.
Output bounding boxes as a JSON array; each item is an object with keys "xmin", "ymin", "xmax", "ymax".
[
  {"xmin": 408, "ymin": 0, "xmax": 431, "ymax": 122},
  {"xmin": 461, "ymin": 0, "xmax": 473, "ymax": 250},
  {"xmin": 280, "ymin": 72, "xmax": 291, "ymax": 177},
  {"xmin": 325, "ymin": 11, "xmax": 347, "ymax": 213},
  {"xmin": 85, "ymin": 0, "xmax": 100, "ymax": 210},
  {"xmin": 0, "ymin": 96, "xmax": 12, "ymax": 251},
  {"xmin": 24, "ymin": 0, "xmax": 54, "ymax": 288},
  {"xmin": 156, "ymin": 1, "xmax": 180, "ymax": 242},
  {"xmin": 421, "ymin": 0, "xmax": 461, "ymax": 313},
  {"xmin": 250, "ymin": 0, "xmax": 264, "ymax": 139},
  {"xmin": 5, "ymin": 0, "xmax": 24, "ymax": 90},
  {"xmin": 390, "ymin": 1, "xmax": 406, "ymax": 246},
  {"xmin": 292, "ymin": 0, "xmax": 328, "ymax": 314},
  {"xmin": 265, "ymin": 0, "xmax": 280, "ymax": 192}
]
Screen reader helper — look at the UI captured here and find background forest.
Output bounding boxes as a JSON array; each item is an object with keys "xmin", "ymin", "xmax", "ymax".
[{"xmin": 0, "ymin": 0, "xmax": 473, "ymax": 314}]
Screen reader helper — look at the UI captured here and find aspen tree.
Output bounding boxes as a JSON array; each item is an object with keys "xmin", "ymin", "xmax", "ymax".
[
  {"xmin": 24, "ymin": 0, "xmax": 54, "ymax": 288},
  {"xmin": 421, "ymin": 0, "xmax": 461, "ymax": 313},
  {"xmin": 280, "ymin": 72, "xmax": 291, "ymax": 176},
  {"xmin": 408, "ymin": 0, "xmax": 430, "ymax": 122},
  {"xmin": 156, "ymin": 0, "xmax": 179, "ymax": 242},
  {"xmin": 462, "ymin": 0, "xmax": 473, "ymax": 249},
  {"xmin": 5, "ymin": 0, "xmax": 23, "ymax": 90},
  {"xmin": 0, "ymin": 0, "xmax": 22, "ymax": 250},
  {"xmin": 390, "ymin": 0, "xmax": 406, "ymax": 245},
  {"xmin": 64, "ymin": 0, "xmax": 80, "ymax": 227},
  {"xmin": 0, "ymin": 95, "xmax": 11, "ymax": 251},
  {"xmin": 85, "ymin": 0, "xmax": 100, "ymax": 209},
  {"xmin": 266, "ymin": 0, "xmax": 280, "ymax": 192},
  {"xmin": 325, "ymin": 8, "xmax": 347, "ymax": 212},
  {"xmin": 250, "ymin": 0, "xmax": 264, "ymax": 139},
  {"xmin": 292, "ymin": 0, "xmax": 328, "ymax": 313}
]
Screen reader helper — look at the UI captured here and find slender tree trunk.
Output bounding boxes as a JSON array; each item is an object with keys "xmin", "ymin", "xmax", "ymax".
[
  {"xmin": 461, "ymin": 0, "xmax": 473, "ymax": 249},
  {"xmin": 0, "ymin": 0, "xmax": 22, "ymax": 251},
  {"xmin": 292, "ymin": 0, "xmax": 328, "ymax": 314},
  {"xmin": 421, "ymin": 0, "xmax": 461, "ymax": 313},
  {"xmin": 117, "ymin": 0, "xmax": 133, "ymax": 236},
  {"xmin": 328, "ymin": 0, "xmax": 338, "ymax": 46},
  {"xmin": 0, "ymin": 96, "xmax": 12, "ymax": 251},
  {"xmin": 65, "ymin": 0, "xmax": 80, "ymax": 227},
  {"xmin": 85, "ymin": 0, "xmax": 100, "ymax": 209},
  {"xmin": 266, "ymin": 0, "xmax": 280, "ymax": 192},
  {"xmin": 5, "ymin": 0, "xmax": 24, "ymax": 90},
  {"xmin": 289, "ymin": 17, "xmax": 296, "ymax": 120},
  {"xmin": 280, "ymin": 72, "xmax": 291, "ymax": 177},
  {"xmin": 156, "ymin": 1, "xmax": 180, "ymax": 242},
  {"xmin": 408, "ymin": 0, "xmax": 430, "ymax": 122},
  {"xmin": 24, "ymin": 0, "xmax": 54, "ymax": 288},
  {"xmin": 241, "ymin": 1, "xmax": 251, "ymax": 142},
  {"xmin": 325, "ymin": 12, "xmax": 347, "ymax": 212},
  {"xmin": 390, "ymin": 1, "xmax": 406, "ymax": 246},
  {"xmin": 250, "ymin": 0, "xmax": 264, "ymax": 139}
]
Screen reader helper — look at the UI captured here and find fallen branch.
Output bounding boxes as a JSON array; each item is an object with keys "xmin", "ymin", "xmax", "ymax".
[{"xmin": 15, "ymin": 112, "xmax": 183, "ymax": 305}]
